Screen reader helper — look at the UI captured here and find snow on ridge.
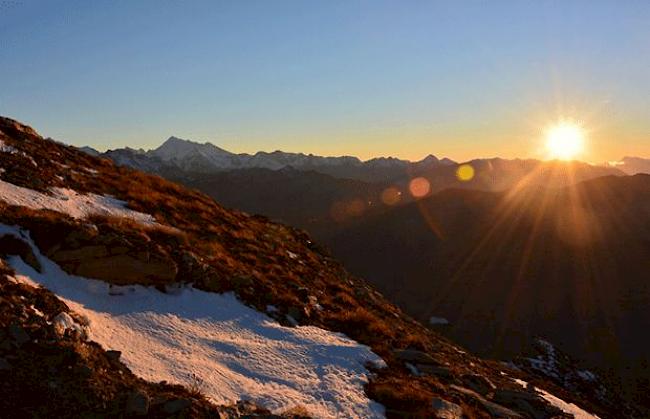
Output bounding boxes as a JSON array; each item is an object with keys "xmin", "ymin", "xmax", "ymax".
[
  {"xmin": 1, "ymin": 225, "xmax": 386, "ymax": 419},
  {"xmin": 0, "ymin": 179, "xmax": 156, "ymax": 225}
]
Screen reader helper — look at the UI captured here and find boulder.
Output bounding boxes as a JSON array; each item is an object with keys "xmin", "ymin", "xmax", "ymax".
[
  {"xmin": 431, "ymin": 398, "xmax": 463, "ymax": 419},
  {"xmin": 69, "ymin": 253, "xmax": 177, "ymax": 284}
]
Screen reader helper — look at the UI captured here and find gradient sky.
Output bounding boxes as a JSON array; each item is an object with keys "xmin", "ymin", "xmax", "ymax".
[{"xmin": 1, "ymin": 1, "xmax": 649, "ymax": 162}]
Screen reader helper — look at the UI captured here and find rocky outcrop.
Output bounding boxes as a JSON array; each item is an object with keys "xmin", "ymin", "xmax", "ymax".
[{"xmin": 36, "ymin": 225, "xmax": 179, "ymax": 285}]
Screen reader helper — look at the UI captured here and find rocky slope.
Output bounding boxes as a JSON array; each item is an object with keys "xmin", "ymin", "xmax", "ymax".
[{"xmin": 0, "ymin": 116, "xmax": 625, "ymax": 418}]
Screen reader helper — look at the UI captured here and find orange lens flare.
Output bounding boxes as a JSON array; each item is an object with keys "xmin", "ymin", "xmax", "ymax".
[{"xmin": 408, "ymin": 177, "xmax": 431, "ymax": 198}]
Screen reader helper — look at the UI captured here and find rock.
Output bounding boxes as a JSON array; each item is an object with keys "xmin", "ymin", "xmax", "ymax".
[
  {"xmin": 493, "ymin": 389, "xmax": 563, "ymax": 419},
  {"xmin": 125, "ymin": 390, "xmax": 150, "ymax": 416},
  {"xmin": 431, "ymin": 398, "xmax": 463, "ymax": 419},
  {"xmin": 72, "ymin": 253, "xmax": 177, "ymax": 284},
  {"xmin": 0, "ymin": 358, "xmax": 11, "ymax": 371},
  {"xmin": 106, "ymin": 350, "xmax": 122, "ymax": 362},
  {"xmin": 392, "ymin": 349, "xmax": 438, "ymax": 365},
  {"xmin": 9, "ymin": 323, "xmax": 29, "ymax": 346},
  {"xmin": 52, "ymin": 312, "xmax": 87, "ymax": 339},
  {"xmin": 461, "ymin": 373, "xmax": 496, "ymax": 395},
  {"xmin": 162, "ymin": 398, "xmax": 192, "ymax": 414}
]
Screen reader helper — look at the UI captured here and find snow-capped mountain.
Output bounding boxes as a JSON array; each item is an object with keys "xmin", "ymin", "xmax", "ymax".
[{"xmin": 85, "ymin": 136, "xmax": 455, "ymax": 180}]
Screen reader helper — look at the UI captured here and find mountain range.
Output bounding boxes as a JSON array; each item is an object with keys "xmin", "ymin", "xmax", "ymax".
[{"xmin": 84, "ymin": 136, "xmax": 457, "ymax": 182}]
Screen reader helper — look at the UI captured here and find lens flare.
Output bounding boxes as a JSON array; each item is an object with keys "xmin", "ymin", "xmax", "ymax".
[
  {"xmin": 409, "ymin": 177, "xmax": 431, "ymax": 198},
  {"xmin": 381, "ymin": 187, "xmax": 401, "ymax": 205},
  {"xmin": 456, "ymin": 164, "xmax": 475, "ymax": 182}
]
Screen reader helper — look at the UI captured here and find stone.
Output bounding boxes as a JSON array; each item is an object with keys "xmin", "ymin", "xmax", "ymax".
[
  {"xmin": 125, "ymin": 390, "xmax": 150, "ymax": 416},
  {"xmin": 162, "ymin": 398, "xmax": 192, "ymax": 414},
  {"xmin": 461, "ymin": 373, "xmax": 497, "ymax": 395},
  {"xmin": 392, "ymin": 349, "xmax": 438, "ymax": 365},
  {"xmin": 431, "ymin": 398, "xmax": 463, "ymax": 419}
]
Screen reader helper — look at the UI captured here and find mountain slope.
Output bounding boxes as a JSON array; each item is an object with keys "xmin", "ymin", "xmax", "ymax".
[
  {"xmin": 0, "ymin": 116, "xmax": 621, "ymax": 418},
  {"xmin": 319, "ymin": 172, "xmax": 650, "ymax": 411}
]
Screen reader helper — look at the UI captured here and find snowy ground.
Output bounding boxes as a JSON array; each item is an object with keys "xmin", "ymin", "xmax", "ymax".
[
  {"xmin": 0, "ymin": 178, "xmax": 156, "ymax": 224},
  {"xmin": 1, "ymin": 224, "xmax": 385, "ymax": 418},
  {"xmin": 512, "ymin": 377, "xmax": 600, "ymax": 419}
]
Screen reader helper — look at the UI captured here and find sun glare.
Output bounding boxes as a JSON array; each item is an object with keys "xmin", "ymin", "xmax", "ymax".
[{"xmin": 544, "ymin": 121, "xmax": 585, "ymax": 160}]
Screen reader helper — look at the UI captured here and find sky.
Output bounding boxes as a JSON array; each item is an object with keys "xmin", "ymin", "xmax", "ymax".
[{"xmin": 1, "ymin": 0, "xmax": 649, "ymax": 162}]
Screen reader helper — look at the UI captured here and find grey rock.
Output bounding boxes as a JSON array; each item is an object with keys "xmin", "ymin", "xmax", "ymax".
[
  {"xmin": 431, "ymin": 397, "xmax": 463, "ymax": 419},
  {"xmin": 125, "ymin": 390, "xmax": 150, "ymax": 416}
]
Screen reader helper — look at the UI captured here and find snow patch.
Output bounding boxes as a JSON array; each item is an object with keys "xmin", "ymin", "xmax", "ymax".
[
  {"xmin": 512, "ymin": 378, "xmax": 600, "ymax": 419},
  {"xmin": 0, "ymin": 179, "xmax": 156, "ymax": 225},
  {"xmin": 3, "ymin": 225, "xmax": 385, "ymax": 419}
]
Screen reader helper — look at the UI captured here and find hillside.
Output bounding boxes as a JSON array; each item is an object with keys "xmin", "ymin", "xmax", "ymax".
[
  {"xmin": 319, "ymin": 172, "xmax": 650, "ymax": 411},
  {"xmin": 0, "ymin": 116, "xmax": 624, "ymax": 417}
]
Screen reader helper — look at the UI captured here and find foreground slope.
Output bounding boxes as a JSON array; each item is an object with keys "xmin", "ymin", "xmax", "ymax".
[{"xmin": 0, "ymin": 116, "xmax": 618, "ymax": 418}]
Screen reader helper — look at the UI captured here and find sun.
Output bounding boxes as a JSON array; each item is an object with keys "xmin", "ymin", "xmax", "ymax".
[{"xmin": 544, "ymin": 121, "xmax": 585, "ymax": 160}]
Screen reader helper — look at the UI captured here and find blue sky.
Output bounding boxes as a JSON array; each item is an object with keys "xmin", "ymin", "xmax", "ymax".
[{"xmin": 1, "ymin": 0, "xmax": 649, "ymax": 161}]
